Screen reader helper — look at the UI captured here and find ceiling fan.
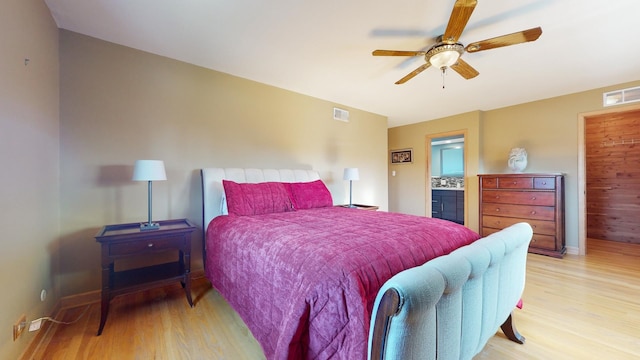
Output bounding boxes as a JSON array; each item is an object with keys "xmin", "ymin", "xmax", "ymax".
[{"xmin": 372, "ymin": 0, "xmax": 542, "ymax": 85}]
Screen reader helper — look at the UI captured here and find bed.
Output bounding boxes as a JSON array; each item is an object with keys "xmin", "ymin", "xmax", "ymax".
[{"xmin": 201, "ymin": 168, "xmax": 530, "ymax": 360}]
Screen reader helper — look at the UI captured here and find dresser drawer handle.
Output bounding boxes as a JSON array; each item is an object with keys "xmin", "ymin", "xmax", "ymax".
[
  {"xmin": 148, "ymin": 243, "xmax": 154, "ymax": 248},
  {"xmin": 531, "ymin": 196, "xmax": 537, "ymax": 200},
  {"xmin": 512, "ymin": 181, "xmax": 517, "ymax": 185},
  {"xmin": 495, "ymin": 208, "xmax": 500, "ymax": 212},
  {"xmin": 495, "ymin": 195, "xmax": 500, "ymax": 199},
  {"xmin": 530, "ymin": 211, "xmax": 536, "ymax": 215}
]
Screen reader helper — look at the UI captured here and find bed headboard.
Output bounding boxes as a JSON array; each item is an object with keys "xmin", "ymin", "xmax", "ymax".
[{"xmin": 200, "ymin": 168, "xmax": 321, "ymax": 230}]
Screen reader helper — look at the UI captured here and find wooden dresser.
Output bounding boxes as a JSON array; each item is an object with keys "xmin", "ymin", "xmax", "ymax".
[{"xmin": 479, "ymin": 173, "xmax": 565, "ymax": 258}]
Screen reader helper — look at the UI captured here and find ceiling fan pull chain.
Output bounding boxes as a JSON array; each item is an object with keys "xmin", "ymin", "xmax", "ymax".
[{"xmin": 441, "ymin": 68, "xmax": 446, "ymax": 89}]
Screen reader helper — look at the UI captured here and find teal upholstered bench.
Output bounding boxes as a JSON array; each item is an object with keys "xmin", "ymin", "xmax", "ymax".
[{"xmin": 369, "ymin": 222, "xmax": 533, "ymax": 360}]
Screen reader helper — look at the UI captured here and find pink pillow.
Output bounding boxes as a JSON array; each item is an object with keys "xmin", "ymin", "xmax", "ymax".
[
  {"xmin": 284, "ymin": 180, "xmax": 333, "ymax": 209},
  {"xmin": 222, "ymin": 180, "xmax": 294, "ymax": 216}
]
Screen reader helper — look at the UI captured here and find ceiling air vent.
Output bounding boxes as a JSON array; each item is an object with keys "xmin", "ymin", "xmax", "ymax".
[
  {"xmin": 603, "ymin": 86, "xmax": 640, "ymax": 107},
  {"xmin": 333, "ymin": 107, "xmax": 349, "ymax": 122}
]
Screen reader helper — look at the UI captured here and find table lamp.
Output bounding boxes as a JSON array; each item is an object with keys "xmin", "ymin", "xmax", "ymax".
[
  {"xmin": 132, "ymin": 160, "xmax": 166, "ymax": 230},
  {"xmin": 343, "ymin": 168, "xmax": 359, "ymax": 208}
]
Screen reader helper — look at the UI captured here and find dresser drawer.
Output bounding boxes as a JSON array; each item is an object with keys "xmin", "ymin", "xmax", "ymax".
[
  {"xmin": 483, "ymin": 228, "xmax": 557, "ymax": 253},
  {"xmin": 482, "ymin": 190, "xmax": 555, "ymax": 206},
  {"xmin": 481, "ymin": 177, "xmax": 498, "ymax": 188},
  {"xmin": 482, "ymin": 216, "xmax": 556, "ymax": 235},
  {"xmin": 534, "ymin": 177, "xmax": 556, "ymax": 189},
  {"xmin": 110, "ymin": 236, "xmax": 186, "ymax": 256},
  {"xmin": 481, "ymin": 227, "xmax": 500, "ymax": 237},
  {"xmin": 482, "ymin": 203, "xmax": 555, "ymax": 221},
  {"xmin": 529, "ymin": 234, "xmax": 556, "ymax": 250},
  {"xmin": 497, "ymin": 177, "xmax": 533, "ymax": 189}
]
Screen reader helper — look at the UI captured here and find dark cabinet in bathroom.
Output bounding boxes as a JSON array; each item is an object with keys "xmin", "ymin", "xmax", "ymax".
[{"xmin": 432, "ymin": 189, "xmax": 464, "ymax": 224}]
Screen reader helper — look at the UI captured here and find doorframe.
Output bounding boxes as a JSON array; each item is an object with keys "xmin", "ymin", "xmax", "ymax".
[
  {"xmin": 577, "ymin": 103, "xmax": 640, "ymax": 255},
  {"xmin": 425, "ymin": 129, "xmax": 468, "ymax": 223}
]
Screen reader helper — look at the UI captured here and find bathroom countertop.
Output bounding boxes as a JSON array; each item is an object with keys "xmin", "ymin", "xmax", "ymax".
[{"xmin": 432, "ymin": 187, "xmax": 465, "ymax": 191}]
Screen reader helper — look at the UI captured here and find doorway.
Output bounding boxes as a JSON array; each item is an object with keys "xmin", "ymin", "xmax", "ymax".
[
  {"xmin": 585, "ymin": 109, "xmax": 640, "ymax": 244},
  {"xmin": 426, "ymin": 130, "xmax": 467, "ymax": 224},
  {"xmin": 578, "ymin": 104, "xmax": 640, "ymax": 253}
]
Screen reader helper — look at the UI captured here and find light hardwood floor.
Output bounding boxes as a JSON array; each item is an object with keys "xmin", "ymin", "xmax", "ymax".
[{"xmin": 23, "ymin": 239, "xmax": 640, "ymax": 359}]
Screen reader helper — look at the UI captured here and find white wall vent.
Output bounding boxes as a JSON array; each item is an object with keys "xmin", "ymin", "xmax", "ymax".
[
  {"xmin": 333, "ymin": 107, "xmax": 349, "ymax": 122},
  {"xmin": 603, "ymin": 86, "xmax": 640, "ymax": 107}
]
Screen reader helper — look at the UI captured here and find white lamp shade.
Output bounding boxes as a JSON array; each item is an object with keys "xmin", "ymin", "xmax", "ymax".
[
  {"xmin": 343, "ymin": 168, "xmax": 359, "ymax": 181},
  {"xmin": 132, "ymin": 160, "xmax": 167, "ymax": 181}
]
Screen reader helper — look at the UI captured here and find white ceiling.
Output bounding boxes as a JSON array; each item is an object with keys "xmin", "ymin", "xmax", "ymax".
[{"xmin": 44, "ymin": 0, "xmax": 640, "ymax": 128}]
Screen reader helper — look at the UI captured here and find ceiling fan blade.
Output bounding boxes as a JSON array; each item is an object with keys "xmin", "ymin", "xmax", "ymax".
[
  {"xmin": 373, "ymin": 50, "xmax": 426, "ymax": 56},
  {"xmin": 465, "ymin": 27, "xmax": 542, "ymax": 53},
  {"xmin": 450, "ymin": 58, "xmax": 479, "ymax": 79},
  {"xmin": 443, "ymin": 0, "xmax": 477, "ymax": 44},
  {"xmin": 395, "ymin": 63, "xmax": 431, "ymax": 84}
]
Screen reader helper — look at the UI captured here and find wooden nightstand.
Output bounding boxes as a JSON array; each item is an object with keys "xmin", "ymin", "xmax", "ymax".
[
  {"xmin": 95, "ymin": 218, "xmax": 196, "ymax": 335},
  {"xmin": 337, "ymin": 204, "xmax": 379, "ymax": 211}
]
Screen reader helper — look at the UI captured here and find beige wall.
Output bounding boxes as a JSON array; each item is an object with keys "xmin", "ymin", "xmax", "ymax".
[
  {"xmin": 0, "ymin": 0, "xmax": 59, "ymax": 358},
  {"xmin": 4, "ymin": 6, "xmax": 638, "ymax": 356},
  {"xmin": 58, "ymin": 30, "xmax": 388, "ymax": 296},
  {"xmin": 388, "ymin": 80, "xmax": 640, "ymax": 253},
  {"xmin": 388, "ymin": 111, "xmax": 481, "ymax": 231}
]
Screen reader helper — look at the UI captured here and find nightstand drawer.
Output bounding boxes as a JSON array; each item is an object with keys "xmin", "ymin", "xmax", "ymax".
[{"xmin": 110, "ymin": 236, "xmax": 185, "ymax": 256}]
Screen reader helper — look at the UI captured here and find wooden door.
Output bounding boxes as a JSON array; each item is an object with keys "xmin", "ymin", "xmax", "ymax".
[{"xmin": 585, "ymin": 109, "xmax": 640, "ymax": 243}]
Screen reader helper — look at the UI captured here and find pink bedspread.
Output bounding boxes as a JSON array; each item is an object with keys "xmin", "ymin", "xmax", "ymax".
[{"xmin": 205, "ymin": 207, "xmax": 480, "ymax": 360}]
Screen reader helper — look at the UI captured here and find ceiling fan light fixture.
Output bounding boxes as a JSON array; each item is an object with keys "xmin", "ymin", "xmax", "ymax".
[
  {"xmin": 371, "ymin": 0, "xmax": 542, "ymax": 85},
  {"xmin": 426, "ymin": 43, "xmax": 464, "ymax": 69}
]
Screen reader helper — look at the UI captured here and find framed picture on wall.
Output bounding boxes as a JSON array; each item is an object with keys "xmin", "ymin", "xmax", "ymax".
[{"xmin": 391, "ymin": 148, "xmax": 413, "ymax": 164}]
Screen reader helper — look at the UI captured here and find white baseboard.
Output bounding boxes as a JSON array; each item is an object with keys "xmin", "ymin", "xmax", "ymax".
[{"xmin": 566, "ymin": 246, "xmax": 579, "ymax": 255}]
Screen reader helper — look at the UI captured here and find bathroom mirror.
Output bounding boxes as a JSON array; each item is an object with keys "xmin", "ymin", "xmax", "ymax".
[
  {"xmin": 441, "ymin": 147, "xmax": 464, "ymax": 176},
  {"xmin": 431, "ymin": 135, "xmax": 464, "ymax": 177}
]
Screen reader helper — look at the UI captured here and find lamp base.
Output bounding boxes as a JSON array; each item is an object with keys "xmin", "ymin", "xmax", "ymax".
[{"xmin": 139, "ymin": 222, "xmax": 160, "ymax": 231}]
